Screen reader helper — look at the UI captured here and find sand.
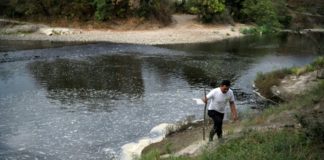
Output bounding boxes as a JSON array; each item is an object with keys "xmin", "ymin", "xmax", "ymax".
[{"xmin": 0, "ymin": 14, "xmax": 249, "ymax": 45}]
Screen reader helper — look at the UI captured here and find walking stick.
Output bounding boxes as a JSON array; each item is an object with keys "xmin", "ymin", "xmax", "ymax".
[{"xmin": 203, "ymin": 87, "xmax": 207, "ymax": 141}]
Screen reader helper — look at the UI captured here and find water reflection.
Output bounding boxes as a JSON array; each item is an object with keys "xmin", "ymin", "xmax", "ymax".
[
  {"xmin": 1, "ymin": 33, "xmax": 323, "ymax": 160},
  {"xmin": 0, "ymin": 40, "xmax": 85, "ymax": 52},
  {"xmin": 28, "ymin": 55, "xmax": 144, "ymax": 112},
  {"xmin": 160, "ymin": 33, "xmax": 324, "ymax": 56}
]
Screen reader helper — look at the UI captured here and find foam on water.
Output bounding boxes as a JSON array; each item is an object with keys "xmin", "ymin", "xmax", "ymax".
[{"xmin": 121, "ymin": 123, "xmax": 176, "ymax": 160}]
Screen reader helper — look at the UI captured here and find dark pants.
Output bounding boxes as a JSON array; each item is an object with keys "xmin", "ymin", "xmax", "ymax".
[{"xmin": 208, "ymin": 110, "xmax": 224, "ymax": 140}]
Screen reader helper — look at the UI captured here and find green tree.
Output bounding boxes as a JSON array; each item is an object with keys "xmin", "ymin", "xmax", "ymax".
[
  {"xmin": 93, "ymin": 0, "xmax": 114, "ymax": 21},
  {"xmin": 186, "ymin": 0, "xmax": 226, "ymax": 23},
  {"xmin": 242, "ymin": 0, "xmax": 282, "ymax": 29},
  {"xmin": 137, "ymin": 0, "xmax": 172, "ymax": 24}
]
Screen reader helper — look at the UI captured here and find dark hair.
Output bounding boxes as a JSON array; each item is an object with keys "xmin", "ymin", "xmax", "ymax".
[{"xmin": 220, "ymin": 80, "xmax": 231, "ymax": 86}]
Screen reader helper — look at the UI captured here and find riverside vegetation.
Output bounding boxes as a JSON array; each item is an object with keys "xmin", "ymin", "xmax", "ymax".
[
  {"xmin": 1, "ymin": 0, "xmax": 323, "ymax": 33},
  {"xmin": 138, "ymin": 56, "xmax": 324, "ymax": 160}
]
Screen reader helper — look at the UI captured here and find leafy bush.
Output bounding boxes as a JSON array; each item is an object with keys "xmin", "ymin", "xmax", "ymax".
[
  {"xmin": 241, "ymin": 25, "xmax": 277, "ymax": 35},
  {"xmin": 185, "ymin": 0, "xmax": 226, "ymax": 23},
  {"xmin": 241, "ymin": 0, "xmax": 291, "ymax": 34},
  {"xmin": 93, "ymin": 0, "xmax": 130, "ymax": 21},
  {"xmin": 2, "ymin": 0, "xmax": 172, "ymax": 24},
  {"xmin": 94, "ymin": 0, "xmax": 114, "ymax": 21},
  {"xmin": 312, "ymin": 56, "xmax": 324, "ymax": 69},
  {"xmin": 242, "ymin": 0, "xmax": 281, "ymax": 28},
  {"xmin": 137, "ymin": 0, "xmax": 172, "ymax": 25}
]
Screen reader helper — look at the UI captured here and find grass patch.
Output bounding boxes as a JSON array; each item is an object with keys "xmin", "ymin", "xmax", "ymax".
[
  {"xmin": 291, "ymin": 56, "xmax": 324, "ymax": 76},
  {"xmin": 141, "ymin": 129, "xmax": 321, "ymax": 160},
  {"xmin": 196, "ymin": 129, "xmax": 320, "ymax": 160},
  {"xmin": 240, "ymin": 26, "xmax": 279, "ymax": 36},
  {"xmin": 136, "ymin": 149, "xmax": 160, "ymax": 160}
]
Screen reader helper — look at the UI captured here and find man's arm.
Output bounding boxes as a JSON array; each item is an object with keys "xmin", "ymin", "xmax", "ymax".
[
  {"xmin": 202, "ymin": 97, "xmax": 208, "ymax": 104},
  {"xmin": 230, "ymin": 101, "xmax": 238, "ymax": 121},
  {"xmin": 202, "ymin": 90, "xmax": 214, "ymax": 104}
]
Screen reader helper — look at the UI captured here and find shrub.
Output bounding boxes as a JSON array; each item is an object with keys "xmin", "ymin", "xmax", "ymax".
[
  {"xmin": 4, "ymin": 0, "xmax": 94, "ymax": 20},
  {"xmin": 241, "ymin": 0, "xmax": 291, "ymax": 34},
  {"xmin": 242, "ymin": 0, "xmax": 281, "ymax": 27},
  {"xmin": 93, "ymin": 0, "xmax": 129, "ymax": 21},
  {"xmin": 199, "ymin": 0, "xmax": 226, "ymax": 23},
  {"xmin": 137, "ymin": 0, "xmax": 172, "ymax": 25},
  {"xmin": 185, "ymin": 0, "xmax": 226, "ymax": 23},
  {"xmin": 312, "ymin": 56, "xmax": 324, "ymax": 69},
  {"xmin": 241, "ymin": 25, "xmax": 277, "ymax": 35}
]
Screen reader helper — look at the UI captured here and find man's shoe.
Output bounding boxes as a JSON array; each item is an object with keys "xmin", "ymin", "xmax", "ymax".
[{"xmin": 209, "ymin": 130, "xmax": 215, "ymax": 142}]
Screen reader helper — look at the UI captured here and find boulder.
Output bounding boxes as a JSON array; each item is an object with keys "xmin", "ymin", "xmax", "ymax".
[
  {"xmin": 38, "ymin": 27, "xmax": 80, "ymax": 36},
  {"xmin": 317, "ymin": 69, "xmax": 324, "ymax": 79}
]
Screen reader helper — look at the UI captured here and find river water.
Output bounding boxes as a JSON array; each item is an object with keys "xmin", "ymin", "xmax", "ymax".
[{"xmin": 0, "ymin": 33, "xmax": 323, "ymax": 160}]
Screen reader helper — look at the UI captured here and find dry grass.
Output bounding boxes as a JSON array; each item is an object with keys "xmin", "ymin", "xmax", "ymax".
[{"xmin": 12, "ymin": 17, "xmax": 168, "ymax": 30}]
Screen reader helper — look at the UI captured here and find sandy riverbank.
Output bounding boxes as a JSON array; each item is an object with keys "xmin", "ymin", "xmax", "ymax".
[{"xmin": 0, "ymin": 15, "xmax": 249, "ymax": 45}]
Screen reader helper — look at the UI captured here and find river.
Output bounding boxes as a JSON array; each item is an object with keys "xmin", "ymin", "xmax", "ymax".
[{"xmin": 0, "ymin": 33, "xmax": 323, "ymax": 159}]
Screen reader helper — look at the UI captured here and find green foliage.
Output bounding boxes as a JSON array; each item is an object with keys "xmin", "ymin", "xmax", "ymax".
[
  {"xmin": 93, "ymin": 0, "xmax": 114, "ymax": 21},
  {"xmin": 136, "ymin": 149, "xmax": 160, "ymax": 160},
  {"xmin": 312, "ymin": 56, "xmax": 324, "ymax": 69},
  {"xmin": 185, "ymin": 0, "xmax": 226, "ymax": 23},
  {"xmin": 290, "ymin": 56, "xmax": 324, "ymax": 76},
  {"xmin": 296, "ymin": 113, "xmax": 324, "ymax": 143},
  {"xmin": 199, "ymin": 0, "xmax": 226, "ymax": 22},
  {"xmin": 242, "ymin": 0, "xmax": 281, "ymax": 27},
  {"xmin": 198, "ymin": 129, "xmax": 318, "ymax": 160},
  {"xmin": 241, "ymin": 25, "xmax": 277, "ymax": 35},
  {"xmin": 241, "ymin": 0, "xmax": 291, "ymax": 34},
  {"xmin": 5, "ymin": 0, "xmax": 94, "ymax": 20},
  {"xmin": 93, "ymin": 0, "xmax": 130, "ymax": 21},
  {"xmin": 2, "ymin": 0, "xmax": 172, "ymax": 23},
  {"xmin": 143, "ymin": 130, "xmax": 320, "ymax": 160},
  {"xmin": 137, "ymin": 0, "xmax": 172, "ymax": 24}
]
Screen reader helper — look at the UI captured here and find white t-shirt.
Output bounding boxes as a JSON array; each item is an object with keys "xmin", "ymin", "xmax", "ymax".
[{"xmin": 206, "ymin": 87, "xmax": 235, "ymax": 113}]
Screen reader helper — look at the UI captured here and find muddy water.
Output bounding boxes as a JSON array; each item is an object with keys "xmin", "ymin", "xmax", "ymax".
[{"xmin": 0, "ymin": 33, "xmax": 323, "ymax": 159}]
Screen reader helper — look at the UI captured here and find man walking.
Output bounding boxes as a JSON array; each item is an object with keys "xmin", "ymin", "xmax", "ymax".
[{"xmin": 202, "ymin": 80, "xmax": 238, "ymax": 142}]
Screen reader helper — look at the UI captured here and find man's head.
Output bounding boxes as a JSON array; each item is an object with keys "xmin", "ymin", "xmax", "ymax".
[{"xmin": 220, "ymin": 80, "xmax": 231, "ymax": 93}]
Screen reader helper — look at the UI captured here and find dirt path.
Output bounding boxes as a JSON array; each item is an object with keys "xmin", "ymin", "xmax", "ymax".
[{"xmin": 0, "ymin": 14, "xmax": 249, "ymax": 45}]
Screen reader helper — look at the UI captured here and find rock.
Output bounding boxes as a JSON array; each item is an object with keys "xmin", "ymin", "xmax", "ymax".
[
  {"xmin": 317, "ymin": 69, "xmax": 324, "ymax": 79},
  {"xmin": 39, "ymin": 28, "xmax": 54, "ymax": 36},
  {"xmin": 270, "ymin": 85, "xmax": 281, "ymax": 96},
  {"xmin": 1, "ymin": 24, "xmax": 39, "ymax": 34},
  {"xmin": 38, "ymin": 27, "xmax": 78, "ymax": 36}
]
